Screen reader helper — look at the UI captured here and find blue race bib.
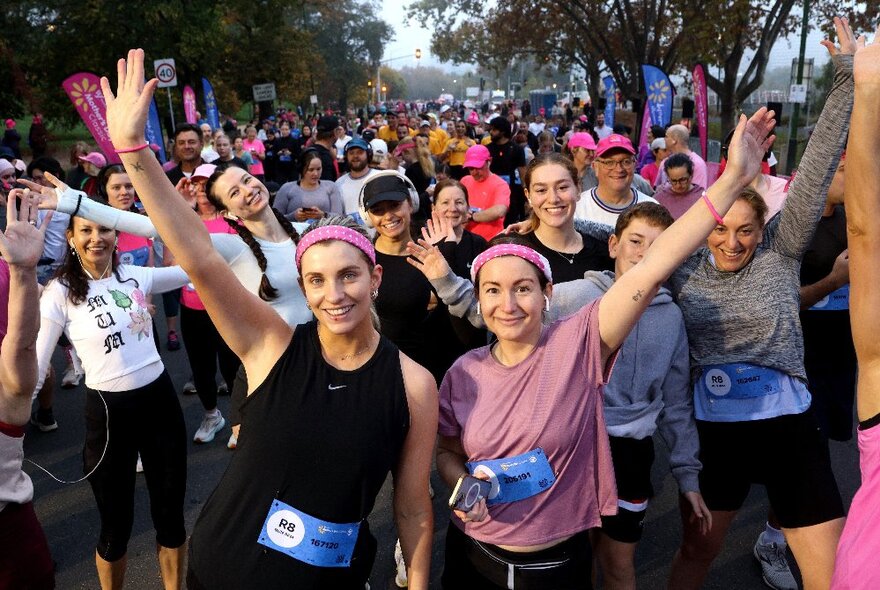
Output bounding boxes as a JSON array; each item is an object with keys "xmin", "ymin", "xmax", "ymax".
[
  {"xmin": 809, "ymin": 284, "xmax": 849, "ymax": 311},
  {"xmin": 701, "ymin": 363, "xmax": 785, "ymax": 400},
  {"xmin": 257, "ymin": 500, "xmax": 360, "ymax": 568},
  {"xmin": 467, "ymin": 448, "xmax": 555, "ymax": 506}
]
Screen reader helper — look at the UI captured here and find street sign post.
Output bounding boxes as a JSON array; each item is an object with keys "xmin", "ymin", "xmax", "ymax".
[
  {"xmin": 154, "ymin": 58, "xmax": 178, "ymax": 132},
  {"xmin": 252, "ymin": 83, "xmax": 277, "ymax": 102}
]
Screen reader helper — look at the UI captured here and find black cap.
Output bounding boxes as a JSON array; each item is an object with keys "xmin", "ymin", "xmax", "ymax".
[
  {"xmin": 316, "ymin": 115, "xmax": 339, "ymax": 133},
  {"xmin": 362, "ymin": 174, "xmax": 410, "ymax": 210}
]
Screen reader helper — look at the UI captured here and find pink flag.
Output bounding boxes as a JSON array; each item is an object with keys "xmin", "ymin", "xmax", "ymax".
[
  {"xmin": 61, "ymin": 73, "xmax": 121, "ymax": 164},
  {"xmin": 638, "ymin": 102, "xmax": 651, "ymax": 150},
  {"xmin": 693, "ymin": 64, "xmax": 709, "ymax": 161},
  {"xmin": 183, "ymin": 86, "xmax": 197, "ymax": 124}
]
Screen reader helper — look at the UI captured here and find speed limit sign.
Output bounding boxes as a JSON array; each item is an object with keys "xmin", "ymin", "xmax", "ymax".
[{"xmin": 154, "ymin": 59, "xmax": 178, "ymax": 88}]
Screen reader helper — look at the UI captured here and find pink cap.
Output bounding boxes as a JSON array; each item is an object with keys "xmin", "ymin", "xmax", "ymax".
[
  {"xmin": 471, "ymin": 244, "xmax": 553, "ymax": 284},
  {"xmin": 462, "ymin": 144, "xmax": 491, "ymax": 169},
  {"xmin": 568, "ymin": 133, "xmax": 597, "ymax": 151},
  {"xmin": 466, "ymin": 111, "xmax": 480, "ymax": 126},
  {"xmin": 595, "ymin": 134, "xmax": 635, "ymax": 158},
  {"xmin": 4, "ymin": 119, "xmax": 14, "ymax": 129},
  {"xmin": 78, "ymin": 152, "xmax": 107, "ymax": 168},
  {"xmin": 191, "ymin": 163, "xmax": 218, "ymax": 181},
  {"xmin": 578, "ymin": 115, "xmax": 588, "ymax": 122}
]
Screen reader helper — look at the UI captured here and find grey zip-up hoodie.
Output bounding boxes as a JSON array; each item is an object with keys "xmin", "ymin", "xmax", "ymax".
[{"xmin": 432, "ymin": 268, "xmax": 700, "ymax": 494}]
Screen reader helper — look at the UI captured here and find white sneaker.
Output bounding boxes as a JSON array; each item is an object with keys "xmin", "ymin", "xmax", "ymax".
[
  {"xmin": 394, "ymin": 538, "xmax": 407, "ymax": 587},
  {"xmin": 193, "ymin": 411, "xmax": 225, "ymax": 443},
  {"xmin": 182, "ymin": 381, "xmax": 197, "ymax": 395},
  {"xmin": 754, "ymin": 535, "xmax": 797, "ymax": 590},
  {"xmin": 136, "ymin": 454, "xmax": 144, "ymax": 473},
  {"xmin": 61, "ymin": 363, "xmax": 82, "ymax": 389}
]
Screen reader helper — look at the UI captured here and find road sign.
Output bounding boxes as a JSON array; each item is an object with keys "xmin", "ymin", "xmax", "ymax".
[
  {"xmin": 154, "ymin": 59, "xmax": 177, "ymax": 88},
  {"xmin": 310, "ymin": 95, "xmax": 318, "ymax": 105},
  {"xmin": 789, "ymin": 83, "xmax": 807, "ymax": 104},
  {"xmin": 465, "ymin": 86, "xmax": 479, "ymax": 98},
  {"xmin": 252, "ymin": 83, "xmax": 277, "ymax": 102}
]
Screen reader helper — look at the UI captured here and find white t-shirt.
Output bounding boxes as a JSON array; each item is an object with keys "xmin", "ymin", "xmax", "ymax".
[
  {"xmin": 334, "ymin": 136, "xmax": 352, "ymax": 161},
  {"xmin": 37, "ymin": 265, "xmax": 189, "ymax": 392},
  {"xmin": 594, "ymin": 125, "xmax": 613, "ymax": 139},
  {"xmin": 574, "ymin": 187, "xmax": 657, "ymax": 226},
  {"xmin": 335, "ymin": 168, "xmax": 378, "ymax": 216}
]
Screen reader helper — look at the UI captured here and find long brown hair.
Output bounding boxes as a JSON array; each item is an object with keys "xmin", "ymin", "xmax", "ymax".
[{"xmin": 522, "ymin": 153, "xmax": 580, "ymax": 232}]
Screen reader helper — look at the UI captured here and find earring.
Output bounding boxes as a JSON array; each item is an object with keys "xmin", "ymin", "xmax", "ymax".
[
  {"xmin": 306, "ymin": 302, "xmax": 311, "ymax": 310},
  {"xmin": 371, "ymin": 289, "xmax": 379, "ymax": 301},
  {"xmin": 476, "ymin": 302, "xmax": 481, "ymax": 316},
  {"xmin": 544, "ymin": 295, "xmax": 550, "ymax": 312}
]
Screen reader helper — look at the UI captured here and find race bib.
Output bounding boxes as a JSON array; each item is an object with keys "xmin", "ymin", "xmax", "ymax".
[
  {"xmin": 467, "ymin": 447, "xmax": 555, "ymax": 506},
  {"xmin": 810, "ymin": 284, "xmax": 849, "ymax": 311},
  {"xmin": 701, "ymin": 363, "xmax": 785, "ymax": 400},
  {"xmin": 257, "ymin": 499, "xmax": 360, "ymax": 568}
]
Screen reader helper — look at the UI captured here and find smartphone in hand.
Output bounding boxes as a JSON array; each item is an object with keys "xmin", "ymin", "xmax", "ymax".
[{"xmin": 448, "ymin": 474, "xmax": 491, "ymax": 513}]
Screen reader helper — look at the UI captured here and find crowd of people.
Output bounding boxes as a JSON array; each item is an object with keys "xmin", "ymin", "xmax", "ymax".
[{"xmin": 0, "ymin": 16, "xmax": 879, "ymax": 590}]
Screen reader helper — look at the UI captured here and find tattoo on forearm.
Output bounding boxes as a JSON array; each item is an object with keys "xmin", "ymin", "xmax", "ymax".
[
  {"xmin": 632, "ymin": 289, "xmax": 644, "ymax": 302},
  {"xmin": 131, "ymin": 161, "xmax": 144, "ymax": 172}
]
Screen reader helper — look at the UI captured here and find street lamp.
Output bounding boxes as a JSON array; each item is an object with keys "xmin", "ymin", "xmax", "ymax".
[{"xmin": 381, "ymin": 85, "xmax": 387, "ymax": 102}]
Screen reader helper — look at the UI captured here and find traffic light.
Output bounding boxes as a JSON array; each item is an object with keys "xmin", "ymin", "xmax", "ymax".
[{"xmin": 415, "ymin": 48, "xmax": 422, "ymax": 60}]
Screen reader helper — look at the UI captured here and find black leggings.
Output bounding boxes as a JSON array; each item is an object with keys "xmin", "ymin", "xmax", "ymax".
[
  {"xmin": 180, "ymin": 306, "xmax": 241, "ymax": 412},
  {"xmin": 229, "ymin": 364, "xmax": 248, "ymax": 427},
  {"xmin": 84, "ymin": 371, "xmax": 187, "ymax": 562}
]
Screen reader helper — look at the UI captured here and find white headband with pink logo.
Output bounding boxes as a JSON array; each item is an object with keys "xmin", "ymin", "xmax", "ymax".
[{"xmin": 470, "ymin": 244, "xmax": 553, "ymax": 284}]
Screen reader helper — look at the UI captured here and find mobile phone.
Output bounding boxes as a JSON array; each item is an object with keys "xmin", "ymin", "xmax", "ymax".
[{"xmin": 448, "ymin": 474, "xmax": 491, "ymax": 512}]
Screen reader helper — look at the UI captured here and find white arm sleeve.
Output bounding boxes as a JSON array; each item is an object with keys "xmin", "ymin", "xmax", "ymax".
[
  {"xmin": 58, "ymin": 187, "xmax": 159, "ymax": 238},
  {"xmin": 32, "ymin": 316, "xmax": 64, "ymax": 399},
  {"xmin": 148, "ymin": 266, "xmax": 191, "ymax": 294}
]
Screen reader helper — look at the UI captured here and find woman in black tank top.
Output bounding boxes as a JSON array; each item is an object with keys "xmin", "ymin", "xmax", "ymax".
[{"xmin": 102, "ymin": 53, "xmax": 438, "ymax": 589}]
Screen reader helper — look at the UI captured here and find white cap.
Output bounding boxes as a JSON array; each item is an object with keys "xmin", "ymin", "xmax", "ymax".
[
  {"xmin": 650, "ymin": 138, "xmax": 666, "ymax": 150},
  {"xmin": 370, "ymin": 138, "xmax": 388, "ymax": 161}
]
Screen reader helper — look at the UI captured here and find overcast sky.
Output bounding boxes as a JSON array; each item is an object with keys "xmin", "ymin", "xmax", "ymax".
[{"xmin": 381, "ymin": 2, "xmax": 834, "ymax": 74}]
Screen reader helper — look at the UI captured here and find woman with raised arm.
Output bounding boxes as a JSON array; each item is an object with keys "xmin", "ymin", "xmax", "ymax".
[
  {"xmin": 0, "ymin": 193, "xmax": 55, "ymax": 589},
  {"xmin": 100, "ymin": 49, "xmax": 437, "ymax": 590},
  {"xmin": 404, "ymin": 109, "xmax": 774, "ymax": 587},
  {"xmin": 831, "ymin": 25, "xmax": 880, "ymax": 590}
]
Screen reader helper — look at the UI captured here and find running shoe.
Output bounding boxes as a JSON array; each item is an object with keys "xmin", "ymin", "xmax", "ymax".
[
  {"xmin": 60, "ymin": 363, "xmax": 82, "ymax": 389},
  {"xmin": 193, "ymin": 411, "xmax": 225, "ymax": 443},
  {"xmin": 182, "ymin": 381, "xmax": 197, "ymax": 395},
  {"xmin": 136, "ymin": 454, "xmax": 144, "ymax": 473},
  {"xmin": 753, "ymin": 535, "xmax": 797, "ymax": 590},
  {"xmin": 167, "ymin": 330, "xmax": 181, "ymax": 351},
  {"xmin": 394, "ymin": 539, "xmax": 407, "ymax": 587},
  {"xmin": 218, "ymin": 382, "xmax": 229, "ymax": 395},
  {"xmin": 227, "ymin": 432, "xmax": 238, "ymax": 450},
  {"xmin": 30, "ymin": 408, "xmax": 58, "ymax": 432}
]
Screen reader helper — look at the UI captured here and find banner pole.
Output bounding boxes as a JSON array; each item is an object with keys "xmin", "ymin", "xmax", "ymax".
[{"xmin": 167, "ymin": 88, "xmax": 175, "ymax": 133}]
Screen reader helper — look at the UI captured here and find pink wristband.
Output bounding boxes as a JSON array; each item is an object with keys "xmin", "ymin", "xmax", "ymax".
[
  {"xmin": 114, "ymin": 143, "xmax": 150, "ymax": 154},
  {"xmin": 701, "ymin": 191, "xmax": 724, "ymax": 225}
]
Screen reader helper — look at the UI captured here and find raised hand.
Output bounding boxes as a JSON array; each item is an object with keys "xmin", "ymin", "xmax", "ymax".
[
  {"xmin": 820, "ymin": 16, "xmax": 858, "ymax": 58},
  {"xmin": 0, "ymin": 189, "xmax": 52, "ymax": 268},
  {"xmin": 853, "ymin": 23, "xmax": 880, "ymax": 87},
  {"xmin": 16, "ymin": 171, "xmax": 69, "ymax": 210},
  {"xmin": 723, "ymin": 107, "xmax": 776, "ymax": 185},
  {"xmin": 99, "ymin": 48, "xmax": 159, "ymax": 150},
  {"xmin": 405, "ymin": 238, "xmax": 453, "ymax": 281},
  {"xmin": 422, "ymin": 210, "xmax": 458, "ymax": 245}
]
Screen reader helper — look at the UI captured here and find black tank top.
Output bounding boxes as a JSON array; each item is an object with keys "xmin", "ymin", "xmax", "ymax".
[{"xmin": 188, "ymin": 322, "xmax": 410, "ymax": 589}]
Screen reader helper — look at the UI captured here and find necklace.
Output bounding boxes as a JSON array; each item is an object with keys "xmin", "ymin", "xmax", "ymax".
[
  {"xmin": 318, "ymin": 330, "xmax": 377, "ymax": 362},
  {"xmin": 553, "ymin": 250, "xmax": 577, "ymax": 265}
]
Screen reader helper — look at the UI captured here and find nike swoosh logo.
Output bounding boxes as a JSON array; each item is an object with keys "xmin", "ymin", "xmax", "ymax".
[{"xmin": 328, "ymin": 384, "xmax": 347, "ymax": 390}]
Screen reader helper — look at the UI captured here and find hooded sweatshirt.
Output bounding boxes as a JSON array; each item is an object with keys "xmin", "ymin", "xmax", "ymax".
[{"xmin": 432, "ymin": 268, "xmax": 700, "ymax": 494}]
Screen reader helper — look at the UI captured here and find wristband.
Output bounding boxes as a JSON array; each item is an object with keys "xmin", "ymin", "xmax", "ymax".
[
  {"xmin": 701, "ymin": 191, "xmax": 724, "ymax": 225},
  {"xmin": 114, "ymin": 143, "xmax": 149, "ymax": 154},
  {"xmin": 71, "ymin": 193, "xmax": 83, "ymax": 218}
]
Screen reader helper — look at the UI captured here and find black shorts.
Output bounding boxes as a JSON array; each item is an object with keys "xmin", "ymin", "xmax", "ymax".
[
  {"xmin": 441, "ymin": 522, "xmax": 592, "ymax": 590},
  {"xmin": 697, "ymin": 410, "xmax": 844, "ymax": 528},
  {"xmin": 599, "ymin": 436, "xmax": 654, "ymax": 543}
]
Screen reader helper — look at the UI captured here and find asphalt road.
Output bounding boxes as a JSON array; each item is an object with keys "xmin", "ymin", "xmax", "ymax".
[{"xmin": 23, "ymin": 315, "xmax": 862, "ymax": 589}]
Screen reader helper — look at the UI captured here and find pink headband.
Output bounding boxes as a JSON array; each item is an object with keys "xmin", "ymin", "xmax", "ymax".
[
  {"xmin": 295, "ymin": 225, "xmax": 376, "ymax": 270},
  {"xmin": 470, "ymin": 244, "xmax": 553, "ymax": 284}
]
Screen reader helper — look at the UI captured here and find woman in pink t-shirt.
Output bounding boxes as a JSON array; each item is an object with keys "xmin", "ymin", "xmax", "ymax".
[
  {"xmin": 241, "ymin": 125, "xmax": 266, "ymax": 180},
  {"xmin": 408, "ymin": 109, "xmax": 778, "ymax": 588},
  {"xmin": 174, "ymin": 164, "xmax": 240, "ymax": 444}
]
